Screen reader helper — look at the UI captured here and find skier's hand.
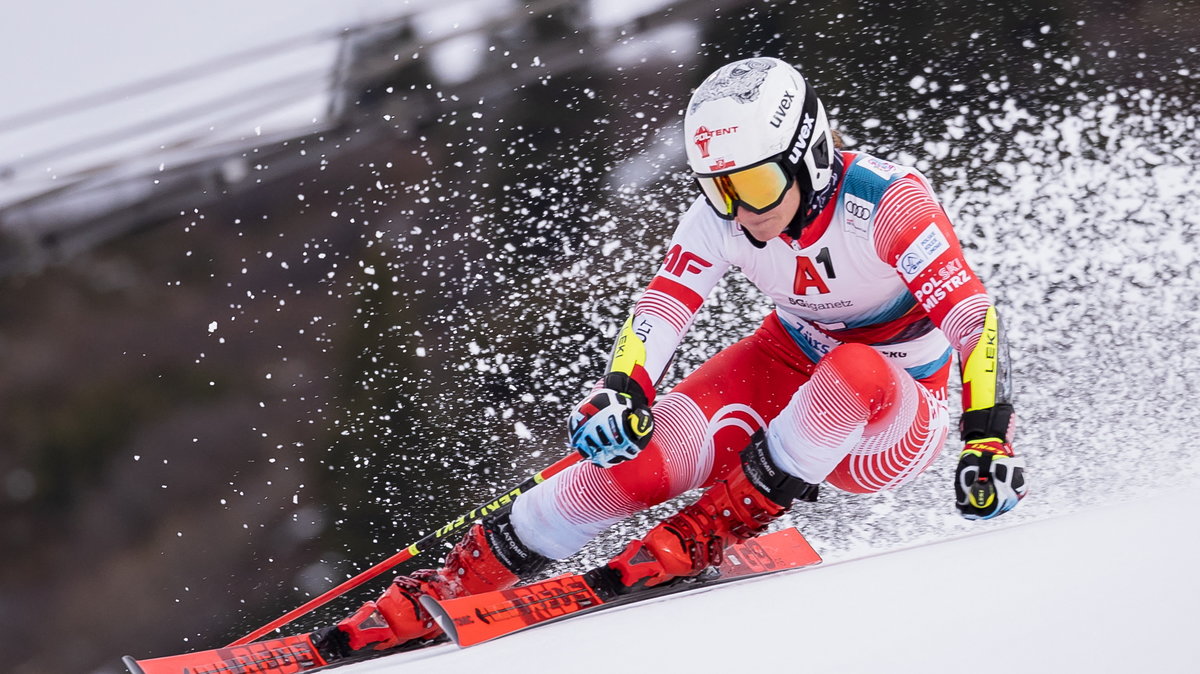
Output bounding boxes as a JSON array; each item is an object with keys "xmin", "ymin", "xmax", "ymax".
[
  {"xmin": 569, "ymin": 372, "xmax": 654, "ymax": 468},
  {"xmin": 954, "ymin": 438, "xmax": 1027, "ymax": 520}
]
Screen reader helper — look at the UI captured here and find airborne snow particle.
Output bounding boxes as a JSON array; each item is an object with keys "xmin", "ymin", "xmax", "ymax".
[{"xmin": 514, "ymin": 422, "xmax": 532, "ymax": 440}]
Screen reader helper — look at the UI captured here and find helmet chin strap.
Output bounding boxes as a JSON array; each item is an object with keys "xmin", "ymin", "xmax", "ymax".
[{"xmin": 740, "ymin": 226, "xmax": 769, "ymax": 248}]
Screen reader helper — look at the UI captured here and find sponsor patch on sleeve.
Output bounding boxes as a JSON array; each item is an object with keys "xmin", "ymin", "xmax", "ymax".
[
  {"xmin": 842, "ymin": 194, "xmax": 873, "ymax": 237},
  {"xmin": 862, "ymin": 157, "xmax": 899, "ymax": 179},
  {"xmin": 897, "ymin": 223, "xmax": 950, "ymax": 282}
]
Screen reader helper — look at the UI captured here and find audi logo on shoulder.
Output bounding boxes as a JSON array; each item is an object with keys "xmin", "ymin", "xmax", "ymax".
[{"xmin": 845, "ymin": 201, "xmax": 872, "ymax": 219}]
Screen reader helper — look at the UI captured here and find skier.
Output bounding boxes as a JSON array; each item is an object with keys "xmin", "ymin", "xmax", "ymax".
[{"xmin": 315, "ymin": 56, "xmax": 1027, "ymax": 657}]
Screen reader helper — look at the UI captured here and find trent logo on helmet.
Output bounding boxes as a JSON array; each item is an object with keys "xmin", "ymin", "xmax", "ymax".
[{"xmin": 693, "ymin": 125, "xmax": 738, "ymax": 159}]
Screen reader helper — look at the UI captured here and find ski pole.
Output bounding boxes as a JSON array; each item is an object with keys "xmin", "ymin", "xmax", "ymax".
[{"xmin": 229, "ymin": 451, "xmax": 582, "ymax": 645}]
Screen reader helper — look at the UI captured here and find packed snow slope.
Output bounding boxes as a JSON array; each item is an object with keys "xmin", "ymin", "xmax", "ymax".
[{"xmin": 337, "ymin": 490, "xmax": 1198, "ymax": 674}]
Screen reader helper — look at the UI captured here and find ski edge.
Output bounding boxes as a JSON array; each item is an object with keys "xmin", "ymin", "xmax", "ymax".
[{"xmin": 122, "ymin": 655, "xmax": 146, "ymax": 674}]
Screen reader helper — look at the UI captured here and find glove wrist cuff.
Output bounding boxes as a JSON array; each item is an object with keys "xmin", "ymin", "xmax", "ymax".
[
  {"xmin": 603, "ymin": 369, "xmax": 654, "ymax": 407},
  {"xmin": 963, "ymin": 437, "xmax": 1013, "ymax": 458},
  {"xmin": 960, "ymin": 403, "xmax": 1014, "ymax": 443}
]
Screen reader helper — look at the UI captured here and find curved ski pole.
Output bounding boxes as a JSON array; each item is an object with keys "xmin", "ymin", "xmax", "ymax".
[{"xmin": 229, "ymin": 451, "xmax": 581, "ymax": 646}]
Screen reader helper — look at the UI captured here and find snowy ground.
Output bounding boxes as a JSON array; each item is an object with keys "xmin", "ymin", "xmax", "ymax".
[{"xmin": 335, "ymin": 489, "xmax": 1200, "ymax": 673}]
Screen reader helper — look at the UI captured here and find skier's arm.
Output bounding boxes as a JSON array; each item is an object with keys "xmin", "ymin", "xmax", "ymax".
[
  {"xmin": 607, "ymin": 203, "xmax": 732, "ymax": 390},
  {"xmin": 873, "ymin": 175, "xmax": 1027, "ymax": 519},
  {"xmin": 570, "ymin": 201, "xmax": 731, "ymax": 467}
]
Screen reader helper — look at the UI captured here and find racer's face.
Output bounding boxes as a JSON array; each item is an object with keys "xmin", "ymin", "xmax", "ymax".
[{"xmin": 735, "ymin": 181, "xmax": 801, "ymax": 241}]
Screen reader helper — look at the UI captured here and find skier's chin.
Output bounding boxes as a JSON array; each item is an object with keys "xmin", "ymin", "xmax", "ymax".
[{"xmin": 737, "ymin": 216, "xmax": 786, "ymax": 241}]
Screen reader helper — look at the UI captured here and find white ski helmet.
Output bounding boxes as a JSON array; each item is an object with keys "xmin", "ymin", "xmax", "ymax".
[{"xmin": 684, "ymin": 57, "xmax": 835, "ymax": 218}]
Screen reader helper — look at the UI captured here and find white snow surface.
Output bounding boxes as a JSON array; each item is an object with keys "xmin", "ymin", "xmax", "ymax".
[{"xmin": 336, "ymin": 490, "xmax": 1199, "ymax": 673}]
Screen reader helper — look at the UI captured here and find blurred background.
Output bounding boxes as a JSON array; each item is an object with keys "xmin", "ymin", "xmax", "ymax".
[{"xmin": 1, "ymin": 1, "xmax": 1198, "ymax": 672}]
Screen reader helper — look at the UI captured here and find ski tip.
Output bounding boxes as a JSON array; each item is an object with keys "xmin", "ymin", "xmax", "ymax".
[
  {"xmin": 419, "ymin": 595, "xmax": 460, "ymax": 646},
  {"xmin": 121, "ymin": 655, "xmax": 146, "ymax": 674}
]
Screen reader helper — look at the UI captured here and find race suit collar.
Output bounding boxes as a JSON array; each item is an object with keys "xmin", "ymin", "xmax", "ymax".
[{"xmin": 785, "ymin": 151, "xmax": 851, "ymax": 248}]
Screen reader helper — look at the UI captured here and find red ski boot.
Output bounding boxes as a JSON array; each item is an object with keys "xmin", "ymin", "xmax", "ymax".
[
  {"xmin": 604, "ymin": 430, "xmax": 818, "ymax": 593},
  {"xmin": 313, "ymin": 508, "xmax": 548, "ymax": 659}
]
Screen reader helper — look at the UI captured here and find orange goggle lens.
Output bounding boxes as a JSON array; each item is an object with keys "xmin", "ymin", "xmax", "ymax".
[{"xmin": 696, "ymin": 162, "xmax": 791, "ymax": 218}]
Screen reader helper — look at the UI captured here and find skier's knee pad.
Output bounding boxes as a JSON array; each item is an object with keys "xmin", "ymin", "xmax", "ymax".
[{"xmin": 817, "ymin": 343, "xmax": 897, "ymax": 407}]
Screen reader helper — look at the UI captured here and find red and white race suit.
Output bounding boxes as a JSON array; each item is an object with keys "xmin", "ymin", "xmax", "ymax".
[{"xmin": 514, "ymin": 151, "xmax": 1004, "ymax": 559}]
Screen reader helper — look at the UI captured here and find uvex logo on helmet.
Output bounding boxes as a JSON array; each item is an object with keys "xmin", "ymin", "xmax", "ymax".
[
  {"xmin": 693, "ymin": 125, "xmax": 738, "ymax": 159},
  {"xmin": 769, "ymin": 91, "xmax": 795, "ymax": 128},
  {"xmin": 788, "ymin": 113, "xmax": 815, "ymax": 164}
]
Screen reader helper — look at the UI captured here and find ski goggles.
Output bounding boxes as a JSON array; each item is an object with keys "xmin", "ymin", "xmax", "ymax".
[{"xmin": 695, "ymin": 157, "xmax": 794, "ymax": 220}]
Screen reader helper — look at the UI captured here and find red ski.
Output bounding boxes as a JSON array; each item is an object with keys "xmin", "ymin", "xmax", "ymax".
[
  {"xmin": 123, "ymin": 528, "xmax": 820, "ymax": 671},
  {"xmin": 423, "ymin": 526, "xmax": 822, "ymax": 647},
  {"xmin": 122, "ymin": 633, "xmax": 328, "ymax": 674}
]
